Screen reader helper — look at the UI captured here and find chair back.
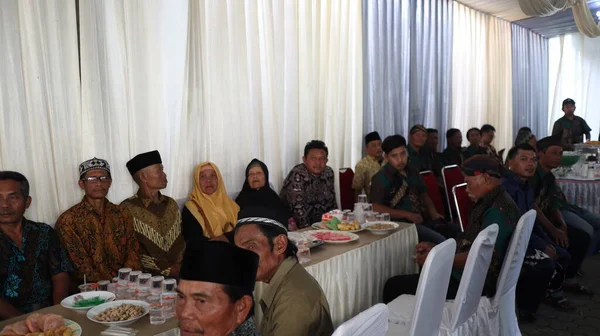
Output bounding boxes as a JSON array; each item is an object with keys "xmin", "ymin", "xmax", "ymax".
[
  {"xmin": 409, "ymin": 239, "xmax": 456, "ymax": 336},
  {"xmin": 447, "ymin": 224, "xmax": 499, "ymax": 330},
  {"xmin": 452, "ymin": 183, "xmax": 473, "ymax": 231},
  {"xmin": 339, "ymin": 168, "xmax": 355, "ymax": 210},
  {"xmin": 332, "ymin": 303, "xmax": 389, "ymax": 336},
  {"xmin": 442, "ymin": 165, "xmax": 464, "ymax": 220},
  {"xmin": 420, "ymin": 171, "xmax": 446, "ymax": 218}
]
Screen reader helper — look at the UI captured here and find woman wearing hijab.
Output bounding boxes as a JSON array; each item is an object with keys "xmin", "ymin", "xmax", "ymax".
[
  {"xmin": 236, "ymin": 159, "xmax": 296, "ymax": 230},
  {"xmin": 182, "ymin": 162, "xmax": 239, "ymax": 242}
]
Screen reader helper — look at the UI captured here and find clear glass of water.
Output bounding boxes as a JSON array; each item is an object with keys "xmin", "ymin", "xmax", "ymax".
[
  {"xmin": 138, "ymin": 273, "xmax": 152, "ymax": 289},
  {"xmin": 296, "ymin": 240, "xmax": 311, "ymax": 264},
  {"xmin": 129, "ymin": 271, "xmax": 141, "ymax": 286},
  {"xmin": 97, "ymin": 280, "xmax": 110, "ymax": 291},
  {"xmin": 382, "ymin": 213, "xmax": 391, "ymax": 221},
  {"xmin": 112, "ymin": 277, "xmax": 119, "ymax": 283},
  {"xmin": 116, "ymin": 285, "xmax": 127, "ymax": 300},
  {"xmin": 136, "ymin": 288, "xmax": 150, "ymax": 302},
  {"xmin": 147, "ymin": 295, "xmax": 166, "ymax": 325},
  {"xmin": 107, "ymin": 283, "xmax": 116, "ymax": 294},
  {"xmin": 151, "ymin": 276, "xmax": 165, "ymax": 295},
  {"xmin": 358, "ymin": 194, "xmax": 368, "ymax": 204},
  {"xmin": 163, "ymin": 279, "xmax": 177, "ymax": 293},
  {"xmin": 78, "ymin": 283, "xmax": 96, "ymax": 292},
  {"xmin": 365, "ymin": 211, "xmax": 378, "ymax": 222},
  {"xmin": 343, "ymin": 212, "xmax": 355, "ymax": 222},
  {"xmin": 118, "ymin": 268, "xmax": 132, "ymax": 286},
  {"xmin": 363, "ymin": 203, "xmax": 373, "ymax": 212},
  {"xmin": 161, "ymin": 292, "xmax": 177, "ymax": 319}
]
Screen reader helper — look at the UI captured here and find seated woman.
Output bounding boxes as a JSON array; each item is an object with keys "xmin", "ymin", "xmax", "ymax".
[
  {"xmin": 236, "ymin": 159, "xmax": 296, "ymax": 230},
  {"xmin": 182, "ymin": 162, "xmax": 239, "ymax": 242}
]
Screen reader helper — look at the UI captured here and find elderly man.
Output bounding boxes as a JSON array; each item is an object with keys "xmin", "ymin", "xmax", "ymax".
[
  {"xmin": 56, "ymin": 158, "xmax": 140, "ymax": 290},
  {"xmin": 177, "ymin": 240, "xmax": 260, "ymax": 336},
  {"xmin": 0, "ymin": 171, "xmax": 72, "ymax": 319},
  {"xmin": 552, "ymin": 98, "xmax": 592, "ymax": 150},
  {"xmin": 234, "ymin": 206, "xmax": 334, "ymax": 336},
  {"xmin": 120, "ymin": 150, "xmax": 185, "ymax": 277},
  {"xmin": 352, "ymin": 131, "xmax": 385, "ymax": 201},
  {"xmin": 383, "ymin": 156, "xmax": 527, "ymax": 303},
  {"xmin": 280, "ymin": 140, "xmax": 336, "ymax": 229}
]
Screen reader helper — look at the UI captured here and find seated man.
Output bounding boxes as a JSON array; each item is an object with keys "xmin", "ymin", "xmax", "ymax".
[
  {"xmin": 120, "ymin": 150, "xmax": 185, "ymax": 277},
  {"xmin": 0, "ymin": 171, "xmax": 72, "ymax": 319},
  {"xmin": 383, "ymin": 156, "xmax": 530, "ymax": 304},
  {"xmin": 56, "ymin": 158, "xmax": 140, "ymax": 290},
  {"xmin": 234, "ymin": 206, "xmax": 334, "ymax": 336},
  {"xmin": 407, "ymin": 125, "xmax": 441, "ymax": 177},
  {"xmin": 442, "ymin": 128, "xmax": 465, "ymax": 166},
  {"xmin": 280, "ymin": 140, "xmax": 336, "ymax": 229},
  {"xmin": 426, "ymin": 128, "xmax": 440, "ymax": 154},
  {"xmin": 463, "ymin": 127, "xmax": 486, "ymax": 159},
  {"xmin": 480, "ymin": 124, "xmax": 502, "ymax": 163},
  {"xmin": 371, "ymin": 135, "xmax": 458, "ymax": 244},
  {"xmin": 352, "ymin": 131, "xmax": 385, "ymax": 201},
  {"xmin": 177, "ymin": 240, "xmax": 260, "ymax": 336},
  {"xmin": 503, "ymin": 144, "xmax": 575, "ymax": 316}
]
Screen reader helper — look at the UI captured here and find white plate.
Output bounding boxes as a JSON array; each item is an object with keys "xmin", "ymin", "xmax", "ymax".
[
  {"xmin": 87, "ymin": 300, "xmax": 149, "ymax": 327},
  {"xmin": 311, "ymin": 222, "xmax": 364, "ymax": 233},
  {"xmin": 65, "ymin": 318, "xmax": 83, "ymax": 336},
  {"xmin": 362, "ymin": 221, "xmax": 400, "ymax": 235},
  {"xmin": 61, "ymin": 291, "xmax": 116, "ymax": 312},
  {"xmin": 305, "ymin": 230, "xmax": 360, "ymax": 244}
]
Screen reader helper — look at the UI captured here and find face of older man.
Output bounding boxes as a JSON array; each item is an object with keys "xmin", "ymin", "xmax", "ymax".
[
  {"xmin": 79, "ymin": 169, "xmax": 112, "ymax": 200},
  {"xmin": 302, "ymin": 149, "xmax": 328, "ymax": 175},
  {"xmin": 464, "ymin": 174, "xmax": 499, "ymax": 202},
  {"xmin": 234, "ymin": 224, "xmax": 287, "ymax": 283},
  {"xmin": 0, "ymin": 180, "xmax": 31, "ymax": 226},
  {"xmin": 140, "ymin": 164, "xmax": 168, "ymax": 190},
  {"xmin": 176, "ymin": 280, "xmax": 250, "ymax": 336}
]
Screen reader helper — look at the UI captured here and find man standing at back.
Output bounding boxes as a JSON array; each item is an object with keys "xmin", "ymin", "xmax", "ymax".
[
  {"xmin": 352, "ymin": 131, "xmax": 385, "ymax": 201},
  {"xmin": 120, "ymin": 150, "xmax": 185, "ymax": 277},
  {"xmin": 552, "ymin": 98, "xmax": 592, "ymax": 150}
]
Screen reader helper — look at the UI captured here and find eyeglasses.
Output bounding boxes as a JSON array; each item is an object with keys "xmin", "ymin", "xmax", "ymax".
[{"xmin": 82, "ymin": 176, "xmax": 112, "ymax": 183}]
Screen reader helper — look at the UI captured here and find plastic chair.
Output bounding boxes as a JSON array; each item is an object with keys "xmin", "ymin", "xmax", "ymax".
[
  {"xmin": 442, "ymin": 165, "xmax": 464, "ymax": 220},
  {"xmin": 386, "ymin": 239, "xmax": 456, "ymax": 336},
  {"xmin": 420, "ymin": 170, "xmax": 446, "ymax": 218},
  {"xmin": 384, "ymin": 225, "xmax": 499, "ymax": 336},
  {"xmin": 452, "ymin": 183, "xmax": 473, "ymax": 232},
  {"xmin": 332, "ymin": 303, "xmax": 389, "ymax": 336},
  {"xmin": 339, "ymin": 168, "xmax": 355, "ymax": 210},
  {"xmin": 477, "ymin": 209, "xmax": 537, "ymax": 336}
]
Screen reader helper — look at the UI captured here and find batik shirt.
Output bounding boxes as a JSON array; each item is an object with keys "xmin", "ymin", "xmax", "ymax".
[
  {"xmin": 528, "ymin": 164, "xmax": 560, "ymax": 216},
  {"xmin": 280, "ymin": 164, "xmax": 336, "ymax": 229},
  {"xmin": 552, "ymin": 116, "xmax": 591, "ymax": 150},
  {"xmin": 0, "ymin": 219, "xmax": 72, "ymax": 313},
  {"xmin": 230, "ymin": 317, "xmax": 261, "ymax": 336},
  {"xmin": 352, "ymin": 155, "xmax": 385, "ymax": 200},
  {"xmin": 442, "ymin": 146, "xmax": 465, "ymax": 166},
  {"xmin": 370, "ymin": 163, "xmax": 427, "ymax": 220},
  {"xmin": 119, "ymin": 191, "xmax": 185, "ymax": 276},
  {"xmin": 480, "ymin": 143, "xmax": 502, "ymax": 163},
  {"xmin": 463, "ymin": 145, "xmax": 486, "ymax": 160},
  {"xmin": 56, "ymin": 197, "xmax": 141, "ymax": 285}
]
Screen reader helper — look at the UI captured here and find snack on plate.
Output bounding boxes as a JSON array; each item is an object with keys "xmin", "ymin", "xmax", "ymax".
[
  {"xmin": 324, "ymin": 217, "xmax": 342, "ymax": 230},
  {"xmin": 321, "ymin": 210, "xmax": 343, "ymax": 222},
  {"xmin": 584, "ymin": 140, "xmax": 600, "ymax": 145},
  {"xmin": 337, "ymin": 220, "xmax": 360, "ymax": 231},
  {"xmin": 0, "ymin": 313, "xmax": 67, "ymax": 336},
  {"xmin": 368, "ymin": 223, "xmax": 395, "ymax": 230},
  {"xmin": 94, "ymin": 303, "xmax": 145, "ymax": 322}
]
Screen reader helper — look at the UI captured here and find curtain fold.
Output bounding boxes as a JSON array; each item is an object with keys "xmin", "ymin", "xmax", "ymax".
[
  {"xmin": 0, "ymin": 0, "xmax": 81, "ymax": 222},
  {"xmin": 362, "ymin": 0, "xmax": 453, "ymax": 149},
  {"xmin": 511, "ymin": 25, "xmax": 549, "ymax": 139}
]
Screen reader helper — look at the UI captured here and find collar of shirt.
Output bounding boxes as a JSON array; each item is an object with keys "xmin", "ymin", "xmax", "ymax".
[
  {"xmin": 366, "ymin": 155, "xmax": 384, "ymax": 165},
  {"xmin": 136, "ymin": 190, "xmax": 167, "ymax": 208},
  {"xmin": 382, "ymin": 162, "xmax": 404, "ymax": 178},
  {"xmin": 407, "ymin": 144, "xmax": 420, "ymax": 156},
  {"xmin": 260, "ymin": 257, "xmax": 298, "ymax": 310},
  {"xmin": 80, "ymin": 196, "xmax": 111, "ymax": 216},
  {"xmin": 0, "ymin": 217, "xmax": 32, "ymax": 249}
]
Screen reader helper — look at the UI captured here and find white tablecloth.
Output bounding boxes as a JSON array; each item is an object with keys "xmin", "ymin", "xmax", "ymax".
[
  {"xmin": 556, "ymin": 178, "xmax": 600, "ymax": 214},
  {"xmin": 255, "ymin": 224, "xmax": 419, "ymax": 328}
]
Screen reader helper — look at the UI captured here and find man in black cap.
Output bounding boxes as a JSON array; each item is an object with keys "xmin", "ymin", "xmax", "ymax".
[
  {"xmin": 552, "ymin": 98, "xmax": 592, "ymax": 150},
  {"xmin": 234, "ymin": 206, "xmax": 334, "ymax": 336},
  {"xmin": 120, "ymin": 150, "xmax": 185, "ymax": 277},
  {"xmin": 177, "ymin": 240, "xmax": 260, "ymax": 336},
  {"xmin": 352, "ymin": 131, "xmax": 385, "ymax": 201},
  {"xmin": 383, "ymin": 155, "xmax": 524, "ymax": 303}
]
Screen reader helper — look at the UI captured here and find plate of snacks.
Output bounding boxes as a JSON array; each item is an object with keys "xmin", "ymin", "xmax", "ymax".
[
  {"xmin": 362, "ymin": 221, "xmax": 399, "ymax": 235},
  {"xmin": 305, "ymin": 230, "xmax": 359, "ymax": 244},
  {"xmin": 0, "ymin": 313, "xmax": 82, "ymax": 336},
  {"xmin": 61, "ymin": 291, "xmax": 116, "ymax": 312},
  {"xmin": 87, "ymin": 300, "xmax": 149, "ymax": 327},
  {"xmin": 311, "ymin": 217, "xmax": 363, "ymax": 233}
]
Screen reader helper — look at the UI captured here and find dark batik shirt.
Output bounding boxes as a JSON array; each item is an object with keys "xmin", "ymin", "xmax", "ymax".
[
  {"xmin": 528, "ymin": 164, "xmax": 559, "ymax": 216},
  {"xmin": 280, "ymin": 164, "xmax": 336, "ymax": 229},
  {"xmin": 230, "ymin": 317, "xmax": 261, "ymax": 336},
  {"xmin": 370, "ymin": 163, "xmax": 427, "ymax": 220},
  {"xmin": 0, "ymin": 219, "xmax": 72, "ymax": 313},
  {"xmin": 442, "ymin": 146, "xmax": 465, "ymax": 166},
  {"xmin": 463, "ymin": 145, "xmax": 486, "ymax": 159},
  {"xmin": 552, "ymin": 115, "xmax": 591, "ymax": 150}
]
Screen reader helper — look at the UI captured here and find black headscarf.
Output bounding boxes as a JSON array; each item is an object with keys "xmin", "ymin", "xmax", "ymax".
[{"xmin": 235, "ymin": 159, "xmax": 291, "ymax": 218}]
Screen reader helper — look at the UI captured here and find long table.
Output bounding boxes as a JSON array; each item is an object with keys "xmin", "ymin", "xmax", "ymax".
[
  {"xmin": 556, "ymin": 177, "xmax": 600, "ymax": 214},
  {"xmin": 1, "ymin": 223, "xmax": 419, "ymax": 334}
]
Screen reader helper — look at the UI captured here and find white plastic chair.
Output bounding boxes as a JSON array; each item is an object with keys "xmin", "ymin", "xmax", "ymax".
[
  {"xmin": 386, "ymin": 238, "xmax": 456, "ymax": 336},
  {"xmin": 384, "ymin": 225, "xmax": 499, "ymax": 336},
  {"xmin": 332, "ymin": 303, "xmax": 389, "ymax": 336},
  {"xmin": 477, "ymin": 209, "xmax": 537, "ymax": 336}
]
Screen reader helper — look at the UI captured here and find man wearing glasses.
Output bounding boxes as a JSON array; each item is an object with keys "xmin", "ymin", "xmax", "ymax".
[{"xmin": 56, "ymin": 158, "xmax": 141, "ymax": 291}]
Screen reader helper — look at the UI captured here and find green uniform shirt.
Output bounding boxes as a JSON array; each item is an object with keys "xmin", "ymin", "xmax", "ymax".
[
  {"xmin": 552, "ymin": 115, "xmax": 591, "ymax": 150},
  {"xmin": 370, "ymin": 163, "xmax": 427, "ymax": 217}
]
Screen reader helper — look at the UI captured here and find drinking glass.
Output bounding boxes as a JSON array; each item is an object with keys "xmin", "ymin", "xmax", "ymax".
[
  {"xmin": 381, "ymin": 213, "xmax": 391, "ymax": 221},
  {"xmin": 118, "ymin": 268, "xmax": 132, "ymax": 286},
  {"xmin": 112, "ymin": 277, "xmax": 119, "ymax": 283},
  {"xmin": 138, "ymin": 273, "xmax": 152, "ymax": 289},
  {"xmin": 97, "ymin": 280, "xmax": 110, "ymax": 291},
  {"xmin": 129, "ymin": 271, "xmax": 141, "ymax": 286},
  {"xmin": 106, "ymin": 283, "xmax": 117, "ymax": 295},
  {"xmin": 78, "ymin": 283, "xmax": 96, "ymax": 292},
  {"xmin": 357, "ymin": 194, "xmax": 368, "ymax": 204},
  {"xmin": 363, "ymin": 203, "xmax": 373, "ymax": 212},
  {"xmin": 147, "ymin": 295, "xmax": 166, "ymax": 325},
  {"xmin": 365, "ymin": 211, "xmax": 378, "ymax": 222},
  {"xmin": 151, "ymin": 276, "xmax": 165, "ymax": 295},
  {"xmin": 161, "ymin": 292, "xmax": 177, "ymax": 319},
  {"xmin": 343, "ymin": 212, "xmax": 355, "ymax": 222},
  {"xmin": 163, "ymin": 278, "xmax": 177, "ymax": 293},
  {"xmin": 296, "ymin": 240, "xmax": 311, "ymax": 264},
  {"xmin": 136, "ymin": 288, "xmax": 150, "ymax": 302}
]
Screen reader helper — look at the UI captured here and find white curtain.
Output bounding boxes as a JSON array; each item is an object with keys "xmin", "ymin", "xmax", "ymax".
[
  {"xmin": 548, "ymin": 33, "xmax": 600, "ymax": 138},
  {"xmin": 451, "ymin": 2, "xmax": 513, "ymax": 152},
  {"xmin": 0, "ymin": 0, "xmax": 81, "ymax": 222}
]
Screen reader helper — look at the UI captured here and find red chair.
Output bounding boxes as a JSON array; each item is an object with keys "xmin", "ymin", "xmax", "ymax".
[
  {"xmin": 442, "ymin": 165, "xmax": 465, "ymax": 220},
  {"xmin": 339, "ymin": 168, "xmax": 355, "ymax": 210},
  {"xmin": 452, "ymin": 183, "xmax": 473, "ymax": 232},
  {"xmin": 420, "ymin": 170, "xmax": 446, "ymax": 218}
]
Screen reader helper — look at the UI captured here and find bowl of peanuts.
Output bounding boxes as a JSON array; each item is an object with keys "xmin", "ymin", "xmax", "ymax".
[{"xmin": 86, "ymin": 300, "xmax": 150, "ymax": 327}]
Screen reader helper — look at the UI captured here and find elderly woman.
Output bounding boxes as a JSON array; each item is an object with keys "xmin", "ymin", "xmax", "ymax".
[
  {"xmin": 236, "ymin": 159, "xmax": 296, "ymax": 230},
  {"xmin": 182, "ymin": 162, "xmax": 239, "ymax": 242}
]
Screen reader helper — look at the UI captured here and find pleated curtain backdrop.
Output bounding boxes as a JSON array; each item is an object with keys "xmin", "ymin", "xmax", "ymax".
[
  {"xmin": 362, "ymin": 0, "xmax": 453, "ymax": 150},
  {"xmin": 511, "ymin": 24, "xmax": 549, "ymax": 140}
]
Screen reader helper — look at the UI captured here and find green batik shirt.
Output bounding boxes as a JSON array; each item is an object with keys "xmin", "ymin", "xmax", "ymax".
[
  {"xmin": 528, "ymin": 164, "xmax": 559, "ymax": 217},
  {"xmin": 552, "ymin": 116, "xmax": 591, "ymax": 150},
  {"xmin": 370, "ymin": 163, "xmax": 427, "ymax": 219}
]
